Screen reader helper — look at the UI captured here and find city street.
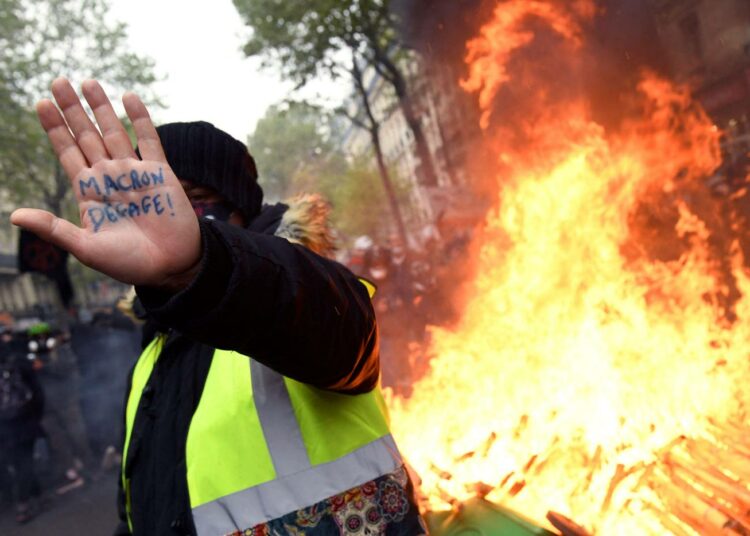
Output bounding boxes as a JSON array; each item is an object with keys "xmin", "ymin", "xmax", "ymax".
[{"xmin": 0, "ymin": 474, "xmax": 118, "ymax": 535}]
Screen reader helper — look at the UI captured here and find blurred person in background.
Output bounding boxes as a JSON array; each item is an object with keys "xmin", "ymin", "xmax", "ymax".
[
  {"xmin": 0, "ymin": 325, "xmax": 45, "ymax": 524},
  {"xmin": 27, "ymin": 322, "xmax": 94, "ymax": 494},
  {"xmin": 347, "ymin": 234, "xmax": 374, "ymax": 275},
  {"xmin": 387, "ymin": 234, "xmax": 414, "ymax": 310},
  {"xmin": 365, "ymin": 244, "xmax": 416, "ymax": 394}
]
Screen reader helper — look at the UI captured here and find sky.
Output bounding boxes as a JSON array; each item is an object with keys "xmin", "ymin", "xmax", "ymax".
[{"xmin": 108, "ymin": 0, "xmax": 348, "ymax": 143}]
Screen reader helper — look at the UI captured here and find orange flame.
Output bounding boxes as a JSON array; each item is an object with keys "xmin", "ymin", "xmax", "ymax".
[{"xmin": 388, "ymin": 1, "xmax": 749, "ymax": 533}]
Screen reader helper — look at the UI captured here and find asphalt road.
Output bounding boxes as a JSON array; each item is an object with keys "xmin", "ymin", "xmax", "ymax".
[{"xmin": 0, "ymin": 472, "xmax": 118, "ymax": 536}]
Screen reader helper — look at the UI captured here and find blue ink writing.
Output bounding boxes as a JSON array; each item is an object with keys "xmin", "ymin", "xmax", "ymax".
[
  {"xmin": 166, "ymin": 193, "xmax": 175, "ymax": 216},
  {"xmin": 153, "ymin": 194, "xmax": 164, "ymax": 215},
  {"xmin": 79, "ymin": 176, "xmax": 101, "ymax": 197},
  {"xmin": 130, "ymin": 170, "xmax": 142, "ymax": 189},
  {"xmin": 116, "ymin": 173, "xmax": 132, "ymax": 191},
  {"xmin": 103, "ymin": 175, "xmax": 119, "ymax": 196},
  {"xmin": 88, "ymin": 208, "xmax": 105, "ymax": 232},
  {"xmin": 104, "ymin": 203, "xmax": 118, "ymax": 223},
  {"xmin": 150, "ymin": 167, "xmax": 164, "ymax": 185}
]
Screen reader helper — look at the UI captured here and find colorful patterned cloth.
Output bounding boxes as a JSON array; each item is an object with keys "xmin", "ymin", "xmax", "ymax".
[{"xmin": 227, "ymin": 466, "xmax": 428, "ymax": 535}]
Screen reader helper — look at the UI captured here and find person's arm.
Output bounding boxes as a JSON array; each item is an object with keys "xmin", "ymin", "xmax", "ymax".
[
  {"xmin": 8, "ymin": 78, "xmax": 377, "ymax": 393},
  {"xmin": 137, "ymin": 219, "xmax": 379, "ymax": 394}
]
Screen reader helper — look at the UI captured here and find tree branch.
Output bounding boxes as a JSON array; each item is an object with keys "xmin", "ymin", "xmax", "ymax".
[{"xmin": 335, "ymin": 106, "xmax": 369, "ymax": 131}]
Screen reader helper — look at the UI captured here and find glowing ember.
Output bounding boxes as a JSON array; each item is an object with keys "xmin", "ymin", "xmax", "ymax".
[{"xmin": 387, "ymin": 1, "xmax": 750, "ymax": 534}]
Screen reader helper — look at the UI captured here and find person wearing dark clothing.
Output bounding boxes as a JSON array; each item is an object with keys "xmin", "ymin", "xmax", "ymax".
[
  {"xmin": 30, "ymin": 327, "xmax": 94, "ymax": 493},
  {"xmin": 11, "ymin": 79, "xmax": 426, "ymax": 536},
  {"xmin": 0, "ymin": 330, "xmax": 45, "ymax": 523}
]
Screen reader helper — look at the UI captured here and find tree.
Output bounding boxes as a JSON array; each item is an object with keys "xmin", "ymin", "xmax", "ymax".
[
  {"xmin": 319, "ymin": 157, "xmax": 408, "ymax": 240},
  {"xmin": 337, "ymin": 53, "xmax": 409, "ymax": 247},
  {"xmin": 233, "ymin": 0, "xmax": 440, "ymax": 188},
  {"xmin": 234, "ymin": 0, "xmax": 426, "ymax": 246},
  {"xmin": 249, "ymin": 102, "xmax": 346, "ymax": 200},
  {"xmin": 0, "ymin": 0, "xmax": 160, "ymax": 216},
  {"xmin": 248, "ymin": 97, "xmax": 408, "ymax": 242}
]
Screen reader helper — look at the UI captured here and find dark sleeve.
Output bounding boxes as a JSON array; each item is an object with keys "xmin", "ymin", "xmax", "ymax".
[{"xmin": 136, "ymin": 219, "xmax": 379, "ymax": 393}]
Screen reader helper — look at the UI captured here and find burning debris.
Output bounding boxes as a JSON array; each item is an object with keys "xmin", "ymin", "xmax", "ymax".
[
  {"xmin": 387, "ymin": 0, "xmax": 750, "ymax": 534},
  {"xmin": 643, "ymin": 422, "xmax": 750, "ymax": 535}
]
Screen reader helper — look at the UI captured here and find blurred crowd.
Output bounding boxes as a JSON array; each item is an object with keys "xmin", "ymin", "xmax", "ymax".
[
  {"xmin": 339, "ymin": 224, "xmax": 475, "ymax": 395},
  {"xmin": 0, "ymin": 306, "xmax": 140, "ymax": 525}
]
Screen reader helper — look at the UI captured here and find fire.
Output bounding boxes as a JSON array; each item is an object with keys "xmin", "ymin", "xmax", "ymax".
[{"xmin": 387, "ymin": 1, "xmax": 750, "ymax": 534}]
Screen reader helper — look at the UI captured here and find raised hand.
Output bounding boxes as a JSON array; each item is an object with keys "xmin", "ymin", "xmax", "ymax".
[{"xmin": 11, "ymin": 78, "xmax": 201, "ymax": 289}]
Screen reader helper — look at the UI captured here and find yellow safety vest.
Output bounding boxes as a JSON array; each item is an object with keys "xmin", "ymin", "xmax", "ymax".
[{"xmin": 121, "ymin": 284, "xmax": 402, "ymax": 535}]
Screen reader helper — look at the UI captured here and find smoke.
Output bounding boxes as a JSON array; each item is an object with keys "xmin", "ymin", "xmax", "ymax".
[
  {"xmin": 70, "ymin": 323, "xmax": 140, "ymax": 456},
  {"xmin": 393, "ymin": 0, "xmax": 738, "ymax": 290}
]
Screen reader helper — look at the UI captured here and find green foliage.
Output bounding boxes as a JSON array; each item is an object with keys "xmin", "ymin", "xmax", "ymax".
[
  {"xmin": 250, "ymin": 102, "xmax": 321, "ymax": 198},
  {"xmin": 0, "ymin": 0, "xmax": 160, "ymax": 215},
  {"xmin": 1, "ymin": 0, "xmax": 160, "ymax": 107},
  {"xmin": 318, "ymin": 156, "xmax": 408, "ymax": 240},
  {"xmin": 249, "ymin": 102, "xmax": 347, "ymax": 200},
  {"xmin": 248, "ymin": 100, "xmax": 407, "ymax": 239},
  {"xmin": 233, "ymin": 0, "xmax": 402, "ymax": 85}
]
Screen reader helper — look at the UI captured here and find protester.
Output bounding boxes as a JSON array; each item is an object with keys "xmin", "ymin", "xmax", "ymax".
[
  {"xmin": 27, "ymin": 322, "xmax": 94, "ymax": 494},
  {"xmin": 10, "ymin": 78, "xmax": 427, "ymax": 535},
  {"xmin": 347, "ymin": 234, "xmax": 374, "ymax": 275},
  {"xmin": 365, "ymin": 245, "xmax": 415, "ymax": 393},
  {"xmin": 0, "ymin": 326, "xmax": 45, "ymax": 524},
  {"xmin": 388, "ymin": 236, "xmax": 413, "ymax": 302}
]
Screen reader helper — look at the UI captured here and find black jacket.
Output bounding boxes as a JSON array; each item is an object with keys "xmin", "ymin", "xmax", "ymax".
[
  {"xmin": 115, "ymin": 205, "xmax": 379, "ymax": 535},
  {"xmin": 0, "ymin": 346, "xmax": 45, "ymax": 446}
]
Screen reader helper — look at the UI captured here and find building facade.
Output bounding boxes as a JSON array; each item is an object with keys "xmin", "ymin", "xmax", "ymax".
[
  {"xmin": 0, "ymin": 252, "xmax": 60, "ymax": 318},
  {"xmin": 649, "ymin": 0, "xmax": 750, "ymax": 155},
  {"xmin": 339, "ymin": 52, "xmax": 484, "ymax": 235}
]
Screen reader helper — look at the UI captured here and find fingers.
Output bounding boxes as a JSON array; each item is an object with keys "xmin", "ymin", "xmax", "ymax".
[
  {"xmin": 123, "ymin": 92, "xmax": 167, "ymax": 163},
  {"xmin": 10, "ymin": 209, "xmax": 85, "ymax": 261},
  {"xmin": 51, "ymin": 78, "xmax": 110, "ymax": 165},
  {"xmin": 82, "ymin": 80, "xmax": 137, "ymax": 159},
  {"xmin": 36, "ymin": 99, "xmax": 88, "ymax": 182},
  {"xmin": 43, "ymin": 78, "xmax": 138, "ymax": 173}
]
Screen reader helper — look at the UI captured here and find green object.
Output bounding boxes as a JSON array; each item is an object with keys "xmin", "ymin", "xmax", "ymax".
[
  {"xmin": 426, "ymin": 498, "xmax": 559, "ymax": 536},
  {"xmin": 27, "ymin": 322, "xmax": 51, "ymax": 336}
]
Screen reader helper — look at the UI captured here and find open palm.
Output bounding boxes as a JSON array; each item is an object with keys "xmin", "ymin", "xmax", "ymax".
[{"xmin": 11, "ymin": 78, "xmax": 201, "ymax": 289}]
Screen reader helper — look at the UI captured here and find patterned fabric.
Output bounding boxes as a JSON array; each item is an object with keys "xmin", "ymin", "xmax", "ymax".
[{"xmin": 226, "ymin": 466, "xmax": 428, "ymax": 536}]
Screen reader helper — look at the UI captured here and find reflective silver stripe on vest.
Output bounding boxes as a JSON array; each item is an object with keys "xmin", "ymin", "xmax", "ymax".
[
  {"xmin": 250, "ymin": 360, "xmax": 311, "ymax": 475},
  {"xmin": 192, "ymin": 434, "xmax": 402, "ymax": 535}
]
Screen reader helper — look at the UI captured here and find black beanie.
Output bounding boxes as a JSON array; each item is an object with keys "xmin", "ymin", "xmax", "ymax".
[{"xmin": 147, "ymin": 121, "xmax": 263, "ymax": 222}]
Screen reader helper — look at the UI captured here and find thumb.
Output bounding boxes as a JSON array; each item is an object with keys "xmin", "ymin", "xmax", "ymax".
[{"xmin": 11, "ymin": 209, "xmax": 85, "ymax": 259}]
